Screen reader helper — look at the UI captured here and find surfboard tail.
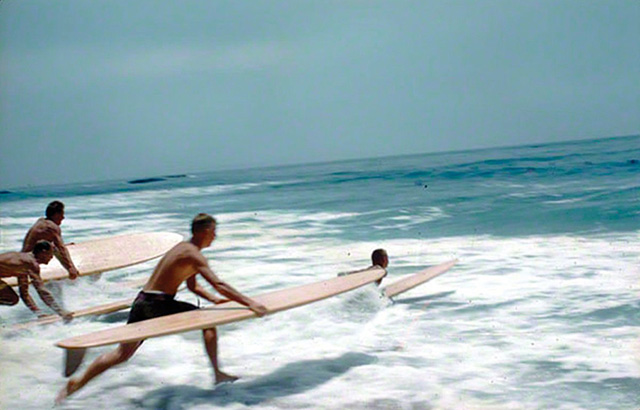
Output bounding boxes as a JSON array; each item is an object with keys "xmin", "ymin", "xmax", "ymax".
[{"xmin": 64, "ymin": 348, "xmax": 87, "ymax": 377}]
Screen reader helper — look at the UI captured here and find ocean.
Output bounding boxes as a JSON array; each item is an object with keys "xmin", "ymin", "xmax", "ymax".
[{"xmin": 0, "ymin": 135, "xmax": 638, "ymax": 410}]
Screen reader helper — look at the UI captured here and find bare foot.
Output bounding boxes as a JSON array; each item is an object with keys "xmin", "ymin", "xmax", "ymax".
[
  {"xmin": 55, "ymin": 379, "xmax": 79, "ymax": 405},
  {"xmin": 215, "ymin": 371, "xmax": 239, "ymax": 385}
]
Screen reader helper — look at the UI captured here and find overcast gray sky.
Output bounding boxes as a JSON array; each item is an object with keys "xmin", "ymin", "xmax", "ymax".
[{"xmin": 1, "ymin": 0, "xmax": 638, "ymax": 189}]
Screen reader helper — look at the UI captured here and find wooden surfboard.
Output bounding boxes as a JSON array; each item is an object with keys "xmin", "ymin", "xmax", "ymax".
[
  {"xmin": 56, "ymin": 266, "xmax": 386, "ymax": 350},
  {"xmin": 381, "ymin": 259, "xmax": 458, "ymax": 298},
  {"xmin": 5, "ymin": 232, "xmax": 183, "ymax": 286},
  {"xmin": 16, "ymin": 260, "xmax": 457, "ymax": 330},
  {"xmin": 12, "ymin": 298, "xmax": 135, "ymax": 330},
  {"xmin": 13, "ymin": 286, "xmax": 188, "ymax": 330}
]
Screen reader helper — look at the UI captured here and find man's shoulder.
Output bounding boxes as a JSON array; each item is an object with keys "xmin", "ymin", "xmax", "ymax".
[
  {"xmin": 167, "ymin": 242, "xmax": 204, "ymax": 260},
  {"xmin": 168, "ymin": 241, "xmax": 197, "ymax": 252},
  {"xmin": 0, "ymin": 251, "xmax": 20, "ymax": 263},
  {"xmin": 43, "ymin": 219, "xmax": 61, "ymax": 231},
  {"xmin": 27, "ymin": 257, "xmax": 41, "ymax": 272},
  {"xmin": 31, "ymin": 218, "xmax": 60, "ymax": 233},
  {"xmin": 18, "ymin": 253, "xmax": 39, "ymax": 272}
]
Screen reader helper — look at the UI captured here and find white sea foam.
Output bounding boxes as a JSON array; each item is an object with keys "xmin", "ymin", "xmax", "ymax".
[
  {"xmin": 1, "ymin": 135, "xmax": 639, "ymax": 410},
  {"xmin": 1, "ymin": 213, "xmax": 638, "ymax": 409}
]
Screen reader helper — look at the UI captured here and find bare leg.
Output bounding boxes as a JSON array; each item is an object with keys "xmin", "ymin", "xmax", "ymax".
[
  {"xmin": 56, "ymin": 341, "xmax": 142, "ymax": 404},
  {"xmin": 0, "ymin": 280, "xmax": 19, "ymax": 306},
  {"xmin": 202, "ymin": 327, "xmax": 238, "ymax": 384}
]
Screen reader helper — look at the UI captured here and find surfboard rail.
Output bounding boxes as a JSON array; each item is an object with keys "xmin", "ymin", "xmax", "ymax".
[
  {"xmin": 13, "ymin": 285, "xmax": 188, "ymax": 330},
  {"xmin": 11, "ymin": 298, "xmax": 135, "ymax": 330},
  {"xmin": 56, "ymin": 265, "xmax": 386, "ymax": 350}
]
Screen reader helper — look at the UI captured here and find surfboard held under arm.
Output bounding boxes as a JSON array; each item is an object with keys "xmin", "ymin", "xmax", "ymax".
[
  {"xmin": 56, "ymin": 265, "xmax": 386, "ymax": 350},
  {"xmin": 5, "ymin": 232, "xmax": 183, "ymax": 286}
]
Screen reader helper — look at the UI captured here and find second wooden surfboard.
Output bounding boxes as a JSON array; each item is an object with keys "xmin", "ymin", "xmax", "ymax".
[
  {"xmin": 57, "ymin": 266, "xmax": 386, "ymax": 350},
  {"xmin": 5, "ymin": 232, "xmax": 183, "ymax": 286},
  {"xmin": 382, "ymin": 259, "xmax": 458, "ymax": 298}
]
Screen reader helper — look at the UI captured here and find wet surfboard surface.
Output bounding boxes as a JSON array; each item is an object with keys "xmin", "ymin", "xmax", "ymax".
[
  {"xmin": 382, "ymin": 259, "xmax": 458, "ymax": 298},
  {"xmin": 57, "ymin": 266, "xmax": 386, "ymax": 349},
  {"xmin": 5, "ymin": 232, "xmax": 183, "ymax": 286}
]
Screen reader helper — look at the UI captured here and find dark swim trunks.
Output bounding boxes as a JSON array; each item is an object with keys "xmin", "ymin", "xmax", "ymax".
[
  {"xmin": 0, "ymin": 279, "xmax": 19, "ymax": 305},
  {"xmin": 127, "ymin": 291, "xmax": 198, "ymax": 324}
]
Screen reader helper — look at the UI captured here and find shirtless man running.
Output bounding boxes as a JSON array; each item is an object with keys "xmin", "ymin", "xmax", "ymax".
[
  {"xmin": 22, "ymin": 201, "xmax": 79, "ymax": 280},
  {"xmin": 57, "ymin": 213, "xmax": 268, "ymax": 403},
  {"xmin": 0, "ymin": 240, "xmax": 73, "ymax": 320}
]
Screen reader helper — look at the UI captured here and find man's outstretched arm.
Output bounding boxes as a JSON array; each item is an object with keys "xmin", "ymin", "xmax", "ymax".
[
  {"xmin": 17, "ymin": 275, "xmax": 45, "ymax": 317},
  {"xmin": 186, "ymin": 275, "xmax": 228, "ymax": 304},
  {"xmin": 194, "ymin": 257, "xmax": 267, "ymax": 316},
  {"xmin": 50, "ymin": 227, "xmax": 79, "ymax": 280},
  {"xmin": 26, "ymin": 270, "xmax": 72, "ymax": 321}
]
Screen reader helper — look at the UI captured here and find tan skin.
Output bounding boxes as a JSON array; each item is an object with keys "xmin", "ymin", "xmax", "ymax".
[
  {"xmin": 57, "ymin": 223, "xmax": 268, "ymax": 403},
  {"xmin": 22, "ymin": 210, "xmax": 79, "ymax": 280},
  {"xmin": 0, "ymin": 248, "xmax": 72, "ymax": 320}
]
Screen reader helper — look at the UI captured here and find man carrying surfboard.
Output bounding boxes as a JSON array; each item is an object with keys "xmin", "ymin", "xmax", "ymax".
[
  {"xmin": 338, "ymin": 250, "xmax": 459, "ymax": 299},
  {"xmin": 371, "ymin": 248, "xmax": 389, "ymax": 285},
  {"xmin": 0, "ymin": 240, "xmax": 73, "ymax": 320},
  {"xmin": 339, "ymin": 248, "xmax": 389, "ymax": 285},
  {"xmin": 56, "ymin": 213, "xmax": 268, "ymax": 403},
  {"xmin": 22, "ymin": 201, "xmax": 79, "ymax": 280}
]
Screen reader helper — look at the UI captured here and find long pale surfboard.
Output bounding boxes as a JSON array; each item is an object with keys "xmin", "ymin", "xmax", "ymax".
[
  {"xmin": 13, "ymin": 286, "xmax": 188, "ymax": 330},
  {"xmin": 22, "ymin": 260, "xmax": 456, "ymax": 330},
  {"xmin": 381, "ymin": 259, "xmax": 458, "ymax": 298},
  {"xmin": 5, "ymin": 232, "xmax": 183, "ymax": 286},
  {"xmin": 11, "ymin": 298, "xmax": 135, "ymax": 330},
  {"xmin": 56, "ymin": 266, "xmax": 386, "ymax": 350}
]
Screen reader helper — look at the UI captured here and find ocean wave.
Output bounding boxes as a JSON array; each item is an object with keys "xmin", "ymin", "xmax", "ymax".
[{"xmin": 2, "ymin": 136, "xmax": 640, "ymax": 410}]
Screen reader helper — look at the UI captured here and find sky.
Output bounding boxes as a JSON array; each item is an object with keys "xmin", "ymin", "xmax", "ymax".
[{"xmin": 1, "ymin": 0, "xmax": 638, "ymax": 189}]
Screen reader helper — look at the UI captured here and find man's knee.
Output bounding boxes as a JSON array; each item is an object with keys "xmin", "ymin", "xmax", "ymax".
[
  {"xmin": 0, "ymin": 282, "xmax": 19, "ymax": 305},
  {"xmin": 113, "ymin": 351, "xmax": 134, "ymax": 365},
  {"xmin": 114, "ymin": 344, "xmax": 139, "ymax": 364},
  {"xmin": 202, "ymin": 327, "xmax": 217, "ymax": 341}
]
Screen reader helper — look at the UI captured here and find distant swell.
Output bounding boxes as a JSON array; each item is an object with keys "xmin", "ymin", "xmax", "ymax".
[{"xmin": 128, "ymin": 177, "xmax": 166, "ymax": 184}]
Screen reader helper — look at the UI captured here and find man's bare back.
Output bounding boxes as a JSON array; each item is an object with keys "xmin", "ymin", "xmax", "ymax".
[
  {"xmin": 0, "ymin": 241, "xmax": 71, "ymax": 319},
  {"xmin": 143, "ymin": 242, "xmax": 205, "ymax": 294},
  {"xmin": 22, "ymin": 201, "xmax": 79, "ymax": 279},
  {"xmin": 0, "ymin": 251, "xmax": 41, "ymax": 279},
  {"xmin": 22, "ymin": 218, "xmax": 62, "ymax": 252}
]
